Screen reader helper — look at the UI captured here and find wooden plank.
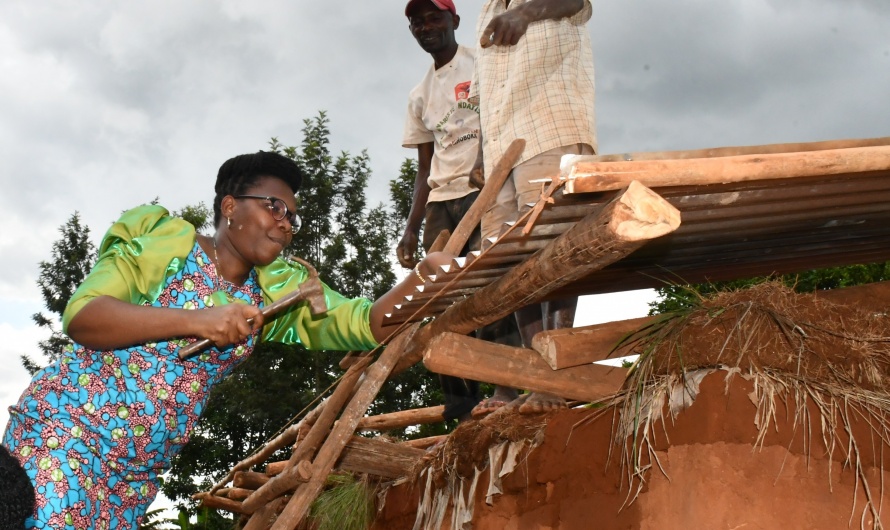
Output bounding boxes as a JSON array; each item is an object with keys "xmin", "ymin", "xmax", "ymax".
[
  {"xmin": 356, "ymin": 405, "xmax": 445, "ymax": 432},
  {"xmin": 392, "ymin": 181, "xmax": 681, "ymax": 374},
  {"xmin": 572, "ymin": 137, "xmax": 890, "ymax": 163},
  {"xmin": 531, "ymin": 316, "xmax": 654, "ymax": 369},
  {"xmin": 423, "ymin": 332, "xmax": 628, "ymax": 403},
  {"xmin": 564, "ymin": 145, "xmax": 890, "ymax": 194}
]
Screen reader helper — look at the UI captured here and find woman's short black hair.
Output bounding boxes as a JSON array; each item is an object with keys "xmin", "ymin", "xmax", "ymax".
[
  {"xmin": 0, "ymin": 445, "xmax": 35, "ymax": 530},
  {"xmin": 212, "ymin": 151, "xmax": 303, "ymax": 227}
]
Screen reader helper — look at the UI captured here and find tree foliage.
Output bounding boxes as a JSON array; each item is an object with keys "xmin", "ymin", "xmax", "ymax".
[{"xmin": 24, "ymin": 213, "xmax": 96, "ymax": 373}]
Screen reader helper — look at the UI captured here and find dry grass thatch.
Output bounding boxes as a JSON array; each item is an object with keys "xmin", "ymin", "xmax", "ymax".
[{"xmin": 608, "ymin": 281, "xmax": 890, "ymax": 528}]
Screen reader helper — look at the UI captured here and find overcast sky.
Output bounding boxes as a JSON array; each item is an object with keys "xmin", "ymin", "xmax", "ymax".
[{"xmin": 1, "ymin": 0, "xmax": 888, "ymax": 505}]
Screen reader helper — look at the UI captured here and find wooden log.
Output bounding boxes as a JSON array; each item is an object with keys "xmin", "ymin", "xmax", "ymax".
[
  {"xmin": 402, "ymin": 434, "xmax": 448, "ymax": 449},
  {"xmin": 424, "ymin": 332, "xmax": 628, "ymax": 403},
  {"xmin": 270, "ymin": 324, "xmax": 421, "ymax": 529},
  {"xmin": 531, "ymin": 316, "xmax": 654, "ymax": 369},
  {"xmin": 392, "ymin": 180, "xmax": 681, "ymax": 374},
  {"xmin": 564, "ymin": 145, "xmax": 890, "ymax": 195},
  {"xmin": 443, "ymin": 139, "xmax": 525, "ymax": 256},
  {"xmin": 356, "ymin": 405, "xmax": 445, "ymax": 432},
  {"xmin": 241, "ymin": 355, "xmax": 371, "ymax": 514},
  {"xmin": 242, "ymin": 497, "xmax": 288, "ymax": 530},
  {"xmin": 234, "ymin": 471, "xmax": 270, "ymax": 490},
  {"xmin": 264, "ymin": 459, "xmax": 312, "ymax": 479},
  {"xmin": 336, "ymin": 435, "xmax": 426, "ymax": 479},
  {"xmin": 195, "ymin": 492, "xmax": 248, "ymax": 515},
  {"xmin": 224, "ymin": 488, "xmax": 256, "ymax": 501}
]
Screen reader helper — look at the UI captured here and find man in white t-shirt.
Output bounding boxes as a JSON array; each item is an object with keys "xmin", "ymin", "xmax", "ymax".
[
  {"xmin": 399, "ymin": 0, "xmax": 511, "ymax": 424},
  {"xmin": 399, "ymin": 0, "xmax": 482, "ymax": 265}
]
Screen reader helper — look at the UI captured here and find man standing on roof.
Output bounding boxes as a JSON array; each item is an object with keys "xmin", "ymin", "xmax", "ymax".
[
  {"xmin": 398, "ymin": 0, "xmax": 486, "ymax": 423},
  {"xmin": 469, "ymin": 0, "xmax": 597, "ymax": 416}
]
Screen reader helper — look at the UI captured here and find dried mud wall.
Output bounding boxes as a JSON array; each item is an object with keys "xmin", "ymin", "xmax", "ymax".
[{"xmin": 374, "ymin": 373, "xmax": 890, "ymax": 529}]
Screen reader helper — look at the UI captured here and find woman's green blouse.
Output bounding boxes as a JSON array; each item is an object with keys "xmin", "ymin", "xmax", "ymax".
[{"xmin": 61, "ymin": 205, "xmax": 378, "ymax": 351}]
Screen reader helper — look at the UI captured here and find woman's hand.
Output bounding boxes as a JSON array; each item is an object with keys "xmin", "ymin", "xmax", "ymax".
[
  {"xmin": 190, "ymin": 303, "xmax": 264, "ymax": 348},
  {"xmin": 67, "ymin": 296, "xmax": 264, "ymax": 351}
]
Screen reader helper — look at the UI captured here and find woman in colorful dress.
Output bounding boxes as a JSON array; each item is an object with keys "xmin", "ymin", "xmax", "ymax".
[{"xmin": 2, "ymin": 151, "xmax": 445, "ymax": 529}]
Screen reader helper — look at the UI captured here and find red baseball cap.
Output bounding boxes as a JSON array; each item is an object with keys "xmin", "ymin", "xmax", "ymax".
[{"xmin": 405, "ymin": 0, "xmax": 457, "ymax": 17}]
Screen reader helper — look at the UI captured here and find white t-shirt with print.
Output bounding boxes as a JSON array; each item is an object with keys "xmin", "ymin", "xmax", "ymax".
[{"xmin": 402, "ymin": 45, "xmax": 480, "ymax": 203}]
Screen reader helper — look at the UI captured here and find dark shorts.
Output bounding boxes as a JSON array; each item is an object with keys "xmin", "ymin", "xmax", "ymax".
[{"xmin": 423, "ymin": 191, "xmax": 481, "ymax": 255}]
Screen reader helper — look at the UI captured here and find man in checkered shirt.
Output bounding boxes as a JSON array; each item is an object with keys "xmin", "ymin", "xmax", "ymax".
[{"xmin": 469, "ymin": 0, "xmax": 597, "ymax": 417}]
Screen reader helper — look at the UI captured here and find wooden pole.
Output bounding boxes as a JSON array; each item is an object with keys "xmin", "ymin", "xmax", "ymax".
[
  {"xmin": 564, "ymin": 145, "xmax": 890, "ymax": 194},
  {"xmin": 442, "ymin": 139, "xmax": 525, "ymax": 255},
  {"xmin": 195, "ymin": 492, "xmax": 249, "ymax": 515},
  {"xmin": 263, "ymin": 435, "xmax": 425, "ymax": 479},
  {"xmin": 240, "ymin": 355, "xmax": 371, "ymax": 514},
  {"xmin": 402, "ymin": 434, "xmax": 449, "ymax": 449},
  {"xmin": 241, "ymin": 497, "xmax": 287, "ymax": 530},
  {"xmin": 531, "ymin": 316, "xmax": 653, "ymax": 369},
  {"xmin": 392, "ymin": 180, "xmax": 681, "ymax": 374},
  {"xmin": 356, "ymin": 405, "xmax": 445, "ymax": 432},
  {"xmin": 427, "ymin": 229, "xmax": 452, "ymax": 253},
  {"xmin": 423, "ymin": 332, "xmax": 628, "ymax": 403},
  {"xmin": 233, "ymin": 471, "xmax": 271, "ymax": 490},
  {"xmin": 270, "ymin": 324, "xmax": 421, "ymax": 529}
]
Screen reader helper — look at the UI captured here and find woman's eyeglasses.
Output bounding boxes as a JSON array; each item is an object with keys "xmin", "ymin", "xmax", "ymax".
[{"xmin": 233, "ymin": 195, "xmax": 302, "ymax": 234}]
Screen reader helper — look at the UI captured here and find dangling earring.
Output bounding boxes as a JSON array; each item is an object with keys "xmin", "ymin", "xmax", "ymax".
[{"xmin": 227, "ymin": 217, "xmax": 232, "ymax": 228}]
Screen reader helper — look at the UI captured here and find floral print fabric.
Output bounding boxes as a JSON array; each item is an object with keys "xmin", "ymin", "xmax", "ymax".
[{"xmin": 3, "ymin": 242, "xmax": 262, "ymax": 529}]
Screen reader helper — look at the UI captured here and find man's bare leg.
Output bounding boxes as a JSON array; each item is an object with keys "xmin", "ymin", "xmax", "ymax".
[{"xmin": 517, "ymin": 298, "xmax": 577, "ymax": 415}]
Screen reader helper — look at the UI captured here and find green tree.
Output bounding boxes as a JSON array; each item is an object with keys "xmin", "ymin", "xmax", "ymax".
[{"xmin": 23, "ymin": 213, "xmax": 97, "ymax": 374}]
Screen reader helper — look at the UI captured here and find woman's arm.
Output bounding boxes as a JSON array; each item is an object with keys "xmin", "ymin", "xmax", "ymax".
[
  {"xmin": 67, "ymin": 296, "xmax": 263, "ymax": 351},
  {"xmin": 368, "ymin": 252, "xmax": 453, "ymax": 343}
]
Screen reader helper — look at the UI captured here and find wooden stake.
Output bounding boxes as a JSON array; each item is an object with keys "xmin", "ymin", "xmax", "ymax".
[
  {"xmin": 393, "ymin": 180, "xmax": 681, "ymax": 374},
  {"xmin": 270, "ymin": 324, "xmax": 421, "ymax": 529},
  {"xmin": 424, "ymin": 332, "xmax": 628, "ymax": 403}
]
